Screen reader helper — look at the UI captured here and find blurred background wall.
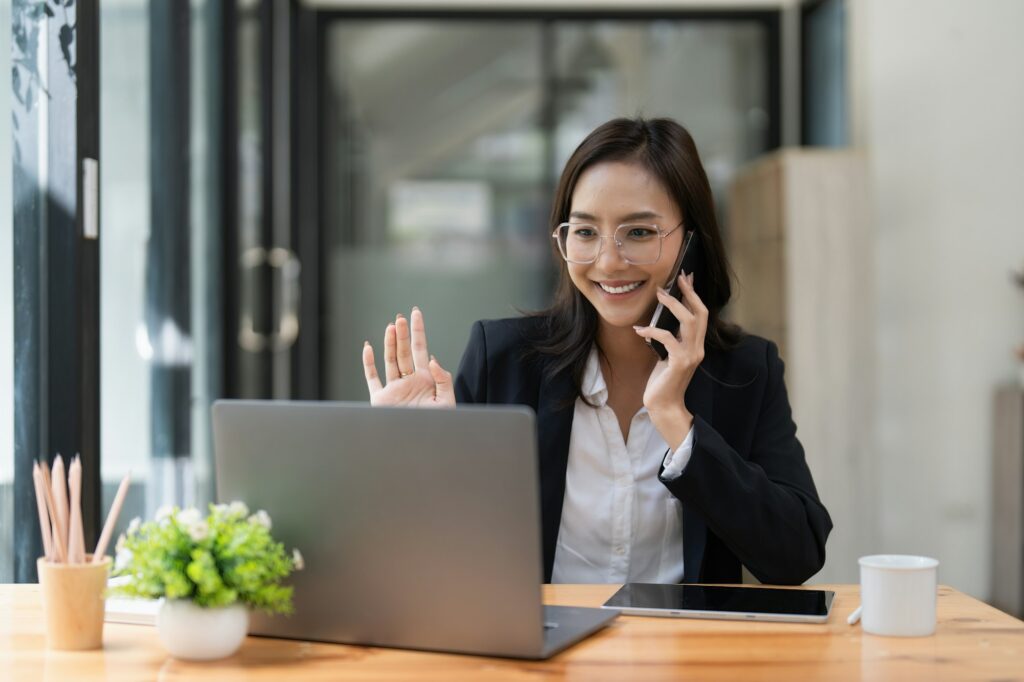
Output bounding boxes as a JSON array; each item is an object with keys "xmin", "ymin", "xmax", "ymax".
[{"xmin": 846, "ymin": 0, "xmax": 1024, "ymax": 601}]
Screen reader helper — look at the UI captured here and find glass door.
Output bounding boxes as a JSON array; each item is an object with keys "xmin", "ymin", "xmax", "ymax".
[
  {"xmin": 320, "ymin": 19, "xmax": 552, "ymax": 399},
  {"xmin": 99, "ymin": 0, "xmax": 224, "ymax": 534},
  {"xmin": 308, "ymin": 12, "xmax": 778, "ymax": 400}
]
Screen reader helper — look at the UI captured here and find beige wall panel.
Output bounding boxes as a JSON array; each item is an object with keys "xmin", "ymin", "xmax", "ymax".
[{"xmin": 727, "ymin": 150, "xmax": 871, "ymax": 584}]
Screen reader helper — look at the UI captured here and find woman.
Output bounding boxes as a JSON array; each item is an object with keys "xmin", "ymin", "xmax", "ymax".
[{"xmin": 361, "ymin": 117, "xmax": 832, "ymax": 586}]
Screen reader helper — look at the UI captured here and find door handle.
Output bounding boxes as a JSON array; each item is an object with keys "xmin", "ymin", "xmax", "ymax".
[
  {"xmin": 267, "ymin": 247, "xmax": 301, "ymax": 352},
  {"xmin": 238, "ymin": 246, "xmax": 302, "ymax": 353}
]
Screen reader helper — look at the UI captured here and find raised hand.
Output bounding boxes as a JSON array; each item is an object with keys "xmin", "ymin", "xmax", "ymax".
[{"xmin": 362, "ymin": 307, "xmax": 456, "ymax": 408}]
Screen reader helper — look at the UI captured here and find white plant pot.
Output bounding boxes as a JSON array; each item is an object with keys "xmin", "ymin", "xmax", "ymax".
[{"xmin": 156, "ymin": 600, "xmax": 249, "ymax": 661}]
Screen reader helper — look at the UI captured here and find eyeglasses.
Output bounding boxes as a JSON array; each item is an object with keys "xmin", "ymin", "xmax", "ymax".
[{"xmin": 551, "ymin": 221, "xmax": 683, "ymax": 265}]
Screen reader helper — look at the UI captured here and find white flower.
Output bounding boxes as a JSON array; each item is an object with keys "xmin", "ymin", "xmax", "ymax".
[
  {"xmin": 292, "ymin": 548, "xmax": 304, "ymax": 571},
  {"xmin": 115, "ymin": 534, "xmax": 126, "ymax": 553},
  {"xmin": 228, "ymin": 501, "xmax": 249, "ymax": 517},
  {"xmin": 115, "ymin": 548, "xmax": 133, "ymax": 571},
  {"xmin": 177, "ymin": 508, "xmax": 202, "ymax": 527},
  {"xmin": 126, "ymin": 517, "xmax": 141, "ymax": 536},
  {"xmin": 155, "ymin": 505, "xmax": 174, "ymax": 523},
  {"xmin": 249, "ymin": 510, "xmax": 272, "ymax": 530},
  {"xmin": 212, "ymin": 503, "xmax": 229, "ymax": 515},
  {"xmin": 185, "ymin": 520, "xmax": 209, "ymax": 542}
]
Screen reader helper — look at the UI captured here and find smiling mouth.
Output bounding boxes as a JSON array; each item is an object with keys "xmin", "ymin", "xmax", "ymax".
[{"xmin": 597, "ymin": 281, "xmax": 646, "ymax": 295}]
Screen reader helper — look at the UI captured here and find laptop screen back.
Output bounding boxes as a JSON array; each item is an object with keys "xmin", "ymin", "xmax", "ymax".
[{"xmin": 213, "ymin": 400, "xmax": 546, "ymax": 657}]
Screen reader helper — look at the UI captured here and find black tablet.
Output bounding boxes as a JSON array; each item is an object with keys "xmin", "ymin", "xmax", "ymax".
[{"xmin": 602, "ymin": 583, "xmax": 835, "ymax": 623}]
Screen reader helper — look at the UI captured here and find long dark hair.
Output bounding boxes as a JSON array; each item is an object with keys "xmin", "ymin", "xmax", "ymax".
[{"xmin": 530, "ymin": 117, "xmax": 742, "ymax": 400}]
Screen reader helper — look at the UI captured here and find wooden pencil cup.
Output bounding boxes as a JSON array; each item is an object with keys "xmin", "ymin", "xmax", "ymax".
[{"xmin": 37, "ymin": 556, "xmax": 111, "ymax": 650}]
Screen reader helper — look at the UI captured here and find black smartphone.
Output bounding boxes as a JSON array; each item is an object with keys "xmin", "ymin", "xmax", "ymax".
[{"xmin": 646, "ymin": 230, "xmax": 701, "ymax": 360}]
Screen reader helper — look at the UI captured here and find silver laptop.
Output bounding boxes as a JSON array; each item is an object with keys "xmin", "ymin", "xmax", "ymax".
[{"xmin": 212, "ymin": 400, "xmax": 617, "ymax": 659}]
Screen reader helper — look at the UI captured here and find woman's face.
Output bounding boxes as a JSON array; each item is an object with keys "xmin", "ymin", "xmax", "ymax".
[{"xmin": 566, "ymin": 161, "xmax": 685, "ymax": 330}]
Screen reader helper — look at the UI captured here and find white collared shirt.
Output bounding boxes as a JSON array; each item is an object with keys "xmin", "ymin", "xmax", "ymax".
[{"xmin": 551, "ymin": 348, "xmax": 694, "ymax": 584}]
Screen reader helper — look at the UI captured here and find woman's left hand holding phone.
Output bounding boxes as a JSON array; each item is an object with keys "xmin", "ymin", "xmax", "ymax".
[
  {"xmin": 633, "ymin": 273, "xmax": 708, "ymax": 449},
  {"xmin": 362, "ymin": 307, "xmax": 456, "ymax": 407}
]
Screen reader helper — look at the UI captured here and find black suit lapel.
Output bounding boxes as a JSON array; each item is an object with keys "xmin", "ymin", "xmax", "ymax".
[
  {"xmin": 682, "ymin": 365, "xmax": 714, "ymax": 582},
  {"xmin": 535, "ymin": 367, "xmax": 575, "ymax": 582}
]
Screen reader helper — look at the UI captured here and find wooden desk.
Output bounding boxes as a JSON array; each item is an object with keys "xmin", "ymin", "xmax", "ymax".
[{"xmin": 2, "ymin": 584, "xmax": 1022, "ymax": 681}]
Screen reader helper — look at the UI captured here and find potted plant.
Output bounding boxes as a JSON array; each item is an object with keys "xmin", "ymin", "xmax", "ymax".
[{"xmin": 110, "ymin": 501, "xmax": 303, "ymax": 660}]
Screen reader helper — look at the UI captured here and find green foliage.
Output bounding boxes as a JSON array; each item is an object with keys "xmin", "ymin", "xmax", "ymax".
[{"xmin": 110, "ymin": 502, "xmax": 302, "ymax": 615}]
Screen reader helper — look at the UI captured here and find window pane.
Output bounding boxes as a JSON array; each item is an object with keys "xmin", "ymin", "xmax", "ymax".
[
  {"xmin": 554, "ymin": 20, "xmax": 770, "ymax": 207},
  {"xmin": 322, "ymin": 21, "xmax": 550, "ymax": 400},
  {"xmin": 234, "ymin": 0, "xmax": 268, "ymax": 399},
  {"xmin": 100, "ymin": 1, "xmax": 222, "ymax": 535},
  {"xmin": 188, "ymin": 0, "xmax": 224, "ymax": 514},
  {"xmin": 803, "ymin": 0, "xmax": 847, "ymax": 146},
  {"xmin": 100, "ymin": 1, "xmax": 152, "ymax": 527}
]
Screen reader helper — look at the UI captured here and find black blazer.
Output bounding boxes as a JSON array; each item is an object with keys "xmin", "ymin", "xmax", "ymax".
[{"xmin": 453, "ymin": 316, "xmax": 832, "ymax": 585}]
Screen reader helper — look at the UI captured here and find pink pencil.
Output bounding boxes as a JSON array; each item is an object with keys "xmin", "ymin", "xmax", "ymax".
[
  {"xmin": 93, "ymin": 471, "xmax": 131, "ymax": 563},
  {"xmin": 68, "ymin": 456, "xmax": 85, "ymax": 563},
  {"xmin": 51, "ymin": 454, "xmax": 70, "ymax": 554},
  {"xmin": 32, "ymin": 463, "xmax": 53, "ymax": 561},
  {"xmin": 40, "ymin": 460, "xmax": 51, "ymax": 489},
  {"xmin": 38, "ymin": 462, "xmax": 61, "ymax": 561},
  {"xmin": 36, "ymin": 466, "xmax": 67, "ymax": 563}
]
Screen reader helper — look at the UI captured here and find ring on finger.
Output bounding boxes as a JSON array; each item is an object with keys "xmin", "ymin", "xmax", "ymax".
[{"xmin": 400, "ymin": 370, "xmax": 414, "ymax": 378}]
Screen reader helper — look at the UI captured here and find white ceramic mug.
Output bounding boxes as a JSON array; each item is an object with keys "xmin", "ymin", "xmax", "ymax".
[{"xmin": 858, "ymin": 554, "xmax": 938, "ymax": 636}]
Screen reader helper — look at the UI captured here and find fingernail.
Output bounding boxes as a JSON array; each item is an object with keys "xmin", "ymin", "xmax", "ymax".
[
  {"xmin": 430, "ymin": 354, "xmax": 436, "ymax": 363},
  {"xmin": 364, "ymin": 340, "xmax": 369, "ymax": 346},
  {"xmin": 412, "ymin": 306, "xmax": 420, "ymax": 312},
  {"xmin": 687, "ymin": 273, "xmax": 694, "ymax": 284},
  {"xmin": 633, "ymin": 325, "xmax": 644, "ymax": 331}
]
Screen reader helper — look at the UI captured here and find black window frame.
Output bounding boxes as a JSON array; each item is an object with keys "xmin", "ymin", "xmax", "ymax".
[
  {"xmin": 11, "ymin": 0, "xmax": 101, "ymax": 582},
  {"xmin": 800, "ymin": 0, "xmax": 847, "ymax": 146}
]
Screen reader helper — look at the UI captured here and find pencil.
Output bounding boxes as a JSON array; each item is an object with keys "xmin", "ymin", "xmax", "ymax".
[
  {"xmin": 74, "ymin": 455, "xmax": 87, "ymax": 562},
  {"xmin": 39, "ymin": 462, "xmax": 59, "ymax": 561},
  {"xmin": 32, "ymin": 463, "xmax": 53, "ymax": 561},
  {"xmin": 93, "ymin": 471, "xmax": 131, "ymax": 563},
  {"xmin": 68, "ymin": 456, "xmax": 85, "ymax": 563},
  {"xmin": 51, "ymin": 454, "xmax": 70, "ymax": 555},
  {"xmin": 38, "ymin": 466, "xmax": 67, "ymax": 563}
]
